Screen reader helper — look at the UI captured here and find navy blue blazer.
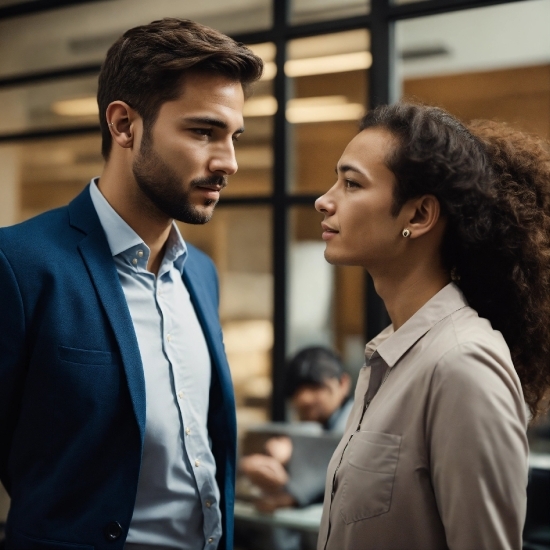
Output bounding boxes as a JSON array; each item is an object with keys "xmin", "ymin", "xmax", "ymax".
[{"xmin": 0, "ymin": 186, "xmax": 237, "ymax": 550}]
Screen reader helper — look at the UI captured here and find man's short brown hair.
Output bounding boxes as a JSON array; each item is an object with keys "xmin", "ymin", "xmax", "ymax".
[{"xmin": 97, "ymin": 18, "xmax": 263, "ymax": 160}]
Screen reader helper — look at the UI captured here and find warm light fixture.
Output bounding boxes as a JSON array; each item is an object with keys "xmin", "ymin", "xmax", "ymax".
[
  {"xmin": 261, "ymin": 61, "xmax": 277, "ymax": 80},
  {"xmin": 286, "ymin": 95, "xmax": 364, "ymax": 124},
  {"xmin": 52, "ymin": 97, "xmax": 98, "ymax": 117},
  {"xmin": 285, "ymin": 51, "xmax": 372, "ymax": 77},
  {"xmin": 248, "ymin": 42, "xmax": 277, "ymax": 81},
  {"xmin": 243, "ymin": 95, "xmax": 278, "ymax": 117}
]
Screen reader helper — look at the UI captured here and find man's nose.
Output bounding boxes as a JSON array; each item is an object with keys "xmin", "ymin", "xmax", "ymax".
[{"xmin": 210, "ymin": 143, "xmax": 238, "ymax": 176}]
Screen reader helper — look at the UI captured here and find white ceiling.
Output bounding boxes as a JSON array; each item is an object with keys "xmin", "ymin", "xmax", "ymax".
[{"xmin": 396, "ymin": 0, "xmax": 550, "ymax": 79}]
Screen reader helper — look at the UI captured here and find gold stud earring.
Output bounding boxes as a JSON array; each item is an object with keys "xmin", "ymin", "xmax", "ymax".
[
  {"xmin": 402, "ymin": 229, "xmax": 411, "ymax": 238},
  {"xmin": 108, "ymin": 122, "xmax": 114, "ymax": 127}
]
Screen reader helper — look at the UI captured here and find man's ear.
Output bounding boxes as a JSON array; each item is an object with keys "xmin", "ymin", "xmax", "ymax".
[
  {"xmin": 405, "ymin": 195, "xmax": 441, "ymax": 239},
  {"xmin": 105, "ymin": 101, "xmax": 139, "ymax": 150},
  {"xmin": 339, "ymin": 373, "xmax": 351, "ymax": 397}
]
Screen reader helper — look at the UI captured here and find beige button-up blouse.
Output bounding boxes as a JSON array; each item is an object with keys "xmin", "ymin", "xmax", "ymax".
[{"xmin": 317, "ymin": 283, "xmax": 528, "ymax": 550}]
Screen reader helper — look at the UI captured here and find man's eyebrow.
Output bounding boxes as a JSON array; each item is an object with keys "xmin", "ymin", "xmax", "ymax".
[
  {"xmin": 184, "ymin": 116, "xmax": 244, "ymax": 134},
  {"xmin": 335, "ymin": 163, "xmax": 365, "ymax": 175}
]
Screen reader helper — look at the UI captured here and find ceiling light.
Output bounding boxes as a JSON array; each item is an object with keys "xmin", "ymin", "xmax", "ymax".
[
  {"xmin": 243, "ymin": 95, "xmax": 278, "ymax": 117},
  {"xmin": 261, "ymin": 61, "xmax": 277, "ymax": 80},
  {"xmin": 286, "ymin": 95, "xmax": 364, "ymax": 124},
  {"xmin": 52, "ymin": 97, "xmax": 98, "ymax": 117},
  {"xmin": 285, "ymin": 51, "xmax": 372, "ymax": 77},
  {"xmin": 289, "ymin": 95, "xmax": 348, "ymax": 107},
  {"xmin": 248, "ymin": 42, "xmax": 276, "ymax": 62}
]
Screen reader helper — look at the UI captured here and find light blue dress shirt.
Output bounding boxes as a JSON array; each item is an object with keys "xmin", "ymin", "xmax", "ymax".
[{"xmin": 89, "ymin": 179, "xmax": 222, "ymax": 550}]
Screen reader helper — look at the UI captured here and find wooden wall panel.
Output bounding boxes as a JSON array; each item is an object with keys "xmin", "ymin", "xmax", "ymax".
[{"xmin": 403, "ymin": 65, "xmax": 550, "ymax": 138}]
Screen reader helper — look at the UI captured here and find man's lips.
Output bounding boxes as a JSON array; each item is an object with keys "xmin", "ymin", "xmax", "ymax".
[
  {"xmin": 196, "ymin": 184, "xmax": 223, "ymax": 192},
  {"xmin": 194, "ymin": 183, "xmax": 225, "ymax": 192},
  {"xmin": 195, "ymin": 186, "xmax": 222, "ymax": 201},
  {"xmin": 192, "ymin": 178, "xmax": 227, "ymax": 201}
]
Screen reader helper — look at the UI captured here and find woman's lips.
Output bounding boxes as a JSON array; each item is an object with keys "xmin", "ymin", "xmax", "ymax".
[{"xmin": 321, "ymin": 224, "xmax": 338, "ymax": 241}]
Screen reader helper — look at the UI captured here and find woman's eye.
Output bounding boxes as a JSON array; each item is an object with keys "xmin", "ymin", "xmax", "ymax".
[{"xmin": 344, "ymin": 179, "xmax": 359, "ymax": 189}]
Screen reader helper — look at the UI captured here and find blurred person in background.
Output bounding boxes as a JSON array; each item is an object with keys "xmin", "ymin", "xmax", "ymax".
[
  {"xmin": 239, "ymin": 346, "xmax": 352, "ymax": 512},
  {"xmin": 314, "ymin": 102, "xmax": 550, "ymax": 550},
  {"xmin": 237, "ymin": 347, "xmax": 352, "ymax": 550},
  {"xmin": 0, "ymin": 18, "xmax": 262, "ymax": 550}
]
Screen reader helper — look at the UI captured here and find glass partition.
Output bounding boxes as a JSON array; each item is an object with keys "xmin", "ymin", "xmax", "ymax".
[
  {"xmin": 288, "ymin": 206, "xmax": 365, "ymax": 380},
  {"xmin": 0, "ymin": 134, "xmax": 100, "ymax": 223},
  {"xmin": 178, "ymin": 206, "xmax": 273, "ymax": 432},
  {"xmin": 286, "ymin": 30, "xmax": 369, "ymax": 194},
  {"xmin": 290, "ymin": 0, "xmax": 369, "ymax": 24},
  {"xmin": 395, "ymin": 0, "xmax": 550, "ymax": 138},
  {"xmin": 0, "ymin": 0, "xmax": 272, "ymax": 79},
  {"xmin": 229, "ymin": 42, "xmax": 276, "ymax": 197},
  {"xmin": 0, "ymin": 75, "xmax": 99, "ymax": 135},
  {"xmin": 392, "ymin": 0, "xmax": 428, "ymax": 4}
]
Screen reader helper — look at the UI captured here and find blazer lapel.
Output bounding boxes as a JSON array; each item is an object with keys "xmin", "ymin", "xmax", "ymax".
[{"xmin": 68, "ymin": 187, "xmax": 146, "ymax": 440}]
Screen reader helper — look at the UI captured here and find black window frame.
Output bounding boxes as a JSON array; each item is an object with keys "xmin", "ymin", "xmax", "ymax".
[{"xmin": 0, "ymin": 0, "xmax": 526, "ymax": 420}]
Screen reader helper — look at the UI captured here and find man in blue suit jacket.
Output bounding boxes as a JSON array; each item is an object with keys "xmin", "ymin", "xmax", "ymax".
[{"xmin": 0, "ymin": 18, "xmax": 263, "ymax": 550}]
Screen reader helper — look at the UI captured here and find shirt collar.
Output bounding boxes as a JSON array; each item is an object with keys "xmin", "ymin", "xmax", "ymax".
[
  {"xmin": 89, "ymin": 178, "xmax": 187, "ymax": 273},
  {"xmin": 365, "ymin": 283, "xmax": 468, "ymax": 368},
  {"xmin": 164, "ymin": 222, "xmax": 187, "ymax": 275}
]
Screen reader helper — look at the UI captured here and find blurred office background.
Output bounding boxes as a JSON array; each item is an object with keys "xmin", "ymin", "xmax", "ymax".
[{"xmin": 1, "ymin": 0, "xmax": 550, "ymax": 543}]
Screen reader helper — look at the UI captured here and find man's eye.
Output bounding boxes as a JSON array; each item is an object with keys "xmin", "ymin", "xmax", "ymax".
[
  {"xmin": 192, "ymin": 128, "xmax": 212, "ymax": 137},
  {"xmin": 232, "ymin": 134, "xmax": 241, "ymax": 143}
]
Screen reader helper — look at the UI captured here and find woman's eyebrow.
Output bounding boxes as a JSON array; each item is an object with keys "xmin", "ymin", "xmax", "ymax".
[{"xmin": 336, "ymin": 163, "xmax": 365, "ymax": 175}]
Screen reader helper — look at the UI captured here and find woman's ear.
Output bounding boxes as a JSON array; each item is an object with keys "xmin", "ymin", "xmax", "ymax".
[
  {"xmin": 105, "ymin": 101, "xmax": 138, "ymax": 150},
  {"xmin": 406, "ymin": 195, "xmax": 441, "ymax": 239}
]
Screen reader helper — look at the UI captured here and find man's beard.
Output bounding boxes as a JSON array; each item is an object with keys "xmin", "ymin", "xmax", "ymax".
[{"xmin": 132, "ymin": 131, "xmax": 226, "ymax": 225}]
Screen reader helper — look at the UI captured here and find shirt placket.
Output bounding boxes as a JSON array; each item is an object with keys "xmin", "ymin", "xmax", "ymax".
[
  {"xmin": 156, "ymin": 268, "xmax": 220, "ymax": 550},
  {"xmin": 323, "ymin": 356, "xmax": 390, "ymax": 550}
]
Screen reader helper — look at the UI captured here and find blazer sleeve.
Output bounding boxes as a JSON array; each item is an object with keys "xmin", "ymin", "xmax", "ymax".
[
  {"xmin": 426, "ymin": 342, "xmax": 528, "ymax": 550},
  {"xmin": 0, "ymin": 248, "xmax": 27, "ymax": 493}
]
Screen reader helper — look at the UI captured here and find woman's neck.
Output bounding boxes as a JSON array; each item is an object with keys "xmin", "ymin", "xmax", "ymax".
[{"xmin": 372, "ymin": 262, "xmax": 451, "ymax": 332}]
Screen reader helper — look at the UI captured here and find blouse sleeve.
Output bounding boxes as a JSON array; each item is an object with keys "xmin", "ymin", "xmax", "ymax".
[{"xmin": 426, "ymin": 341, "xmax": 528, "ymax": 550}]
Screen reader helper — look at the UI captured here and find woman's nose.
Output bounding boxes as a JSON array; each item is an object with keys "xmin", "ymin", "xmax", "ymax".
[{"xmin": 315, "ymin": 188, "xmax": 335, "ymax": 214}]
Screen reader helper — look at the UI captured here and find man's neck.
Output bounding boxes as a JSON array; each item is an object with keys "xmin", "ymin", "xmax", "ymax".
[{"xmin": 97, "ymin": 167, "xmax": 172, "ymax": 276}]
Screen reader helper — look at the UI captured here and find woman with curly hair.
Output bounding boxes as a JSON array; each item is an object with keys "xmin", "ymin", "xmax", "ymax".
[{"xmin": 314, "ymin": 102, "xmax": 550, "ymax": 550}]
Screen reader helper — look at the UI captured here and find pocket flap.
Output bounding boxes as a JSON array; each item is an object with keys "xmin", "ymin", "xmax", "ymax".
[
  {"xmin": 349, "ymin": 431, "xmax": 401, "ymax": 473},
  {"xmin": 58, "ymin": 345, "xmax": 114, "ymax": 366}
]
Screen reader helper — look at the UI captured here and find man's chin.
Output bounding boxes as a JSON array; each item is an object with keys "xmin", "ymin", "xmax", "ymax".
[{"xmin": 175, "ymin": 203, "xmax": 216, "ymax": 225}]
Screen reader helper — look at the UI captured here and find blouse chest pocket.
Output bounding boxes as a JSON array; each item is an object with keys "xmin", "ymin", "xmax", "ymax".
[{"xmin": 339, "ymin": 431, "xmax": 401, "ymax": 524}]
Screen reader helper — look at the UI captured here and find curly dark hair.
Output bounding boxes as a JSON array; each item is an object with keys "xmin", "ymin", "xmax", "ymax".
[
  {"xmin": 97, "ymin": 18, "xmax": 263, "ymax": 160},
  {"xmin": 360, "ymin": 102, "xmax": 550, "ymax": 418}
]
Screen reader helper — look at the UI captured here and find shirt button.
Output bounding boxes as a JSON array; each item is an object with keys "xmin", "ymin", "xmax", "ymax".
[
  {"xmin": 132, "ymin": 258, "xmax": 138, "ymax": 266},
  {"xmin": 195, "ymin": 459, "xmax": 200, "ymax": 467},
  {"xmin": 137, "ymin": 250, "xmax": 144, "ymax": 257},
  {"xmin": 167, "ymin": 333, "xmax": 172, "ymax": 342},
  {"xmin": 185, "ymin": 427, "xmax": 191, "ymax": 435},
  {"xmin": 178, "ymin": 391, "xmax": 184, "ymax": 400},
  {"xmin": 208, "ymin": 537, "xmax": 214, "ymax": 543},
  {"xmin": 205, "ymin": 500, "xmax": 212, "ymax": 508}
]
